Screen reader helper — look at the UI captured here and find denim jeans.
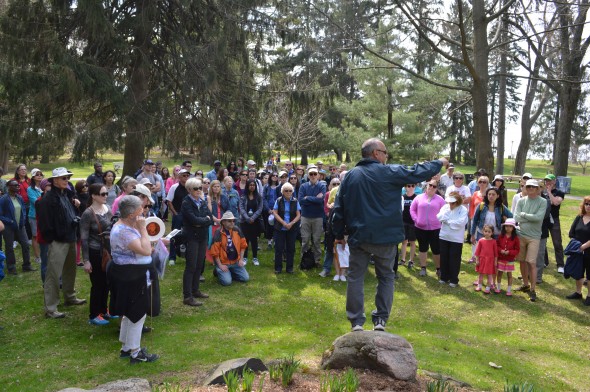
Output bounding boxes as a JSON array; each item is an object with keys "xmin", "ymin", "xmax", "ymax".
[
  {"xmin": 2, "ymin": 225, "xmax": 31, "ymax": 271},
  {"xmin": 346, "ymin": 243, "xmax": 396, "ymax": 327},
  {"xmin": 215, "ymin": 263, "xmax": 249, "ymax": 286}
]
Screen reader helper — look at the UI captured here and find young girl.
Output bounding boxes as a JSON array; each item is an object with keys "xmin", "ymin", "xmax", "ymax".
[
  {"xmin": 333, "ymin": 239, "xmax": 349, "ymax": 281},
  {"xmin": 496, "ymin": 218, "xmax": 520, "ymax": 296},
  {"xmin": 474, "ymin": 224, "xmax": 498, "ymax": 294}
]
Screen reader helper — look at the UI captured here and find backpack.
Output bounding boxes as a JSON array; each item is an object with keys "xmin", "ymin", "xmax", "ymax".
[{"xmin": 300, "ymin": 249, "xmax": 316, "ymax": 270}]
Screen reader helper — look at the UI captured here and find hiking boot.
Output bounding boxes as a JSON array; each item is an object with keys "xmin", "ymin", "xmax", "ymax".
[
  {"xmin": 88, "ymin": 315, "xmax": 109, "ymax": 326},
  {"xmin": 46, "ymin": 310, "xmax": 65, "ymax": 319},
  {"xmin": 373, "ymin": 319, "xmax": 386, "ymax": 331},
  {"xmin": 566, "ymin": 292, "xmax": 583, "ymax": 300},
  {"xmin": 529, "ymin": 290, "xmax": 537, "ymax": 302},
  {"xmin": 130, "ymin": 348, "xmax": 160, "ymax": 364},
  {"xmin": 183, "ymin": 298, "xmax": 203, "ymax": 307}
]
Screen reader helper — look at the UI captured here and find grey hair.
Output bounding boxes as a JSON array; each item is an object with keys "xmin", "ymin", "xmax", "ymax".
[
  {"xmin": 281, "ymin": 182, "xmax": 294, "ymax": 194},
  {"xmin": 185, "ymin": 177, "xmax": 202, "ymax": 190},
  {"xmin": 361, "ymin": 138, "xmax": 381, "ymax": 158},
  {"xmin": 118, "ymin": 195, "xmax": 142, "ymax": 219},
  {"xmin": 121, "ymin": 176, "xmax": 138, "ymax": 192}
]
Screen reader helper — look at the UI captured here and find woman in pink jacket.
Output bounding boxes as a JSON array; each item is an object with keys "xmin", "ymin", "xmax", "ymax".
[{"xmin": 410, "ymin": 179, "xmax": 446, "ymax": 277}]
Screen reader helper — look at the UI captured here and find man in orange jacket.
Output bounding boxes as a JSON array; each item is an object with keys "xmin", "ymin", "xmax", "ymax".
[{"xmin": 210, "ymin": 211, "xmax": 249, "ymax": 286}]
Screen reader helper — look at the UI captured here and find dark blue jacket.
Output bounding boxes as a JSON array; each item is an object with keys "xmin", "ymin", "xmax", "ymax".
[
  {"xmin": 332, "ymin": 158, "xmax": 443, "ymax": 247},
  {"xmin": 298, "ymin": 180, "xmax": 326, "ymax": 218},
  {"xmin": 0, "ymin": 194, "xmax": 27, "ymax": 231},
  {"xmin": 564, "ymin": 239, "xmax": 584, "ymax": 280},
  {"xmin": 181, "ymin": 195, "xmax": 213, "ymax": 240}
]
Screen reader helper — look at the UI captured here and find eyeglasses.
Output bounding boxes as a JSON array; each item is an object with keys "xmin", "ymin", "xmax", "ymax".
[
  {"xmin": 240, "ymin": 173, "xmax": 247, "ymax": 176},
  {"xmin": 330, "ymin": 168, "xmax": 336, "ymax": 171},
  {"xmin": 478, "ymin": 181, "xmax": 488, "ymax": 184},
  {"xmin": 296, "ymin": 168, "xmax": 304, "ymax": 171},
  {"xmin": 285, "ymin": 163, "xmax": 293, "ymax": 166},
  {"xmin": 522, "ymin": 177, "xmax": 531, "ymax": 180},
  {"xmin": 289, "ymin": 177, "xmax": 297, "ymax": 180},
  {"xmin": 284, "ymin": 190, "xmax": 293, "ymax": 193},
  {"xmin": 584, "ymin": 203, "xmax": 590, "ymax": 207},
  {"xmin": 59, "ymin": 176, "xmax": 71, "ymax": 181},
  {"xmin": 192, "ymin": 187, "xmax": 203, "ymax": 191},
  {"xmin": 428, "ymin": 184, "xmax": 438, "ymax": 188},
  {"xmin": 406, "ymin": 184, "xmax": 415, "ymax": 188},
  {"xmin": 99, "ymin": 192, "xmax": 108, "ymax": 197},
  {"xmin": 376, "ymin": 149, "xmax": 388, "ymax": 155},
  {"xmin": 525, "ymin": 185, "xmax": 537, "ymax": 189},
  {"xmin": 453, "ymin": 176, "xmax": 463, "ymax": 180},
  {"xmin": 309, "ymin": 173, "xmax": 318, "ymax": 176}
]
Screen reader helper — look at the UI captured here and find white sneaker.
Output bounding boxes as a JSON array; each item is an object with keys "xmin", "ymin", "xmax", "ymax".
[
  {"xmin": 340, "ymin": 275, "xmax": 347, "ymax": 282},
  {"xmin": 333, "ymin": 275, "xmax": 340, "ymax": 281},
  {"xmin": 34, "ymin": 257, "xmax": 42, "ymax": 264},
  {"xmin": 168, "ymin": 259, "xmax": 175, "ymax": 266},
  {"xmin": 557, "ymin": 267, "xmax": 564, "ymax": 274},
  {"xmin": 253, "ymin": 258, "xmax": 260, "ymax": 266},
  {"xmin": 13, "ymin": 241, "xmax": 18, "ymax": 249},
  {"xmin": 318, "ymin": 270, "xmax": 328, "ymax": 278},
  {"xmin": 243, "ymin": 258, "xmax": 248, "ymax": 265}
]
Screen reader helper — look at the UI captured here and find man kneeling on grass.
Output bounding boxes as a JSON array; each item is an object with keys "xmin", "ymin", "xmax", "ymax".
[{"xmin": 210, "ymin": 212, "xmax": 249, "ymax": 286}]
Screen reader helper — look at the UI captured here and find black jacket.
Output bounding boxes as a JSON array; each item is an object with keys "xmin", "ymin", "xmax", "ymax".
[
  {"xmin": 181, "ymin": 195, "xmax": 213, "ymax": 240},
  {"xmin": 37, "ymin": 187, "xmax": 78, "ymax": 243}
]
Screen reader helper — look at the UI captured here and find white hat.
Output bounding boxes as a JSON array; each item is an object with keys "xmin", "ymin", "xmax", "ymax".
[
  {"xmin": 308, "ymin": 166, "xmax": 319, "ymax": 174},
  {"xmin": 493, "ymin": 174, "xmax": 504, "ymax": 182},
  {"xmin": 522, "ymin": 173, "xmax": 533, "ymax": 179},
  {"xmin": 31, "ymin": 168, "xmax": 42, "ymax": 177},
  {"xmin": 445, "ymin": 195, "xmax": 457, "ymax": 203},
  {"xmin": 247, "ymin": 160, "xmax": 256, "ymax": 166},
  {"xmin": 49, "ymin": 167, "xmax": 73, "ymax": 179},
  {"xmin": 525, "ymin": 179, "xmax": 539, "ymax": 187},
  {"xmin": 132, "ymin": 184, "xmax": 155, "ymax": 204},
  {"xmin": 139, "ymin": 178, "xmax": 153, "ymax": 186},
  {"xmin": 178, "ymin": 169, "xmax": 190, "ymax": 175},
  {"xmin": 221, "ymin": 211, "xmax": 236, "ymax": 221},
  {"xmin": 278, "ymin": 170, "xmax": 288, "ymax": 178}
]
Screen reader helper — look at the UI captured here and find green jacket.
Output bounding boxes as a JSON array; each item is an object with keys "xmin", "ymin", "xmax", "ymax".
[{"xmin": 514, "ymin": 195, "xmax": 547, "ymax": 239}]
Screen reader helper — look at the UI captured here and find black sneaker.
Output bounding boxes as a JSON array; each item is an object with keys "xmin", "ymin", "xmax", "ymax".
[
  {"xmin": 529, "ymin": 290, "xmax": 537, "ymax": 302},
  {"xmin": 373, "ymin": 319, "xmax": 386, "ymax": 331},
  {"xmin": 584, "ymin": 296, "xmax": 590, "ymax": 306},
  {"xmin": 566, "ymin": 292, "xmax": 583, "ymax": 300},
  {"xmin": 130, "ymin": 348, "xmax": 160, "ymax": 364},
  {"xmin": 407, "ymin": 261, "xmax": 414, "ymax": 270},
  {"xmin": 120, "ymin": 349, "xmax": 131, "ymax": 358}
]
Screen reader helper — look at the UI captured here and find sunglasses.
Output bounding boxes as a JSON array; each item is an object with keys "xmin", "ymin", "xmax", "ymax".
[
  {"xmin": 453, "ymin": 176, "xmax": 464, "ymax": 180},
  {"xmin": 478, "ymin": 181, "xmax": 488, "ymax": 184},
  {"xmin": 525, "ymin": 185, "xmax": 537, "ymax": 189},
  {"xmin": 289, "ymin": 177, "xmax": 297, "ymax": 180},
  {"xmin": 99, "ymin": 192, "xmax": 108, "ymax": 197},
  {"xmin": 406, "ymin": 184, "xmax": 415, "ymax": 188},
  {"xmin": 272, "ymin": 175, "xmax": 278, "ymax": 177},
  {"xmin": 284, "ymin": 190, "xmax": 293, "ymax": 193},
  {"xmin": 332, "ymin": 182, "xmax": 340, "ymax": 185},
  {"xmin": 192, "ymin": 187, "xmax": 203, "ymax": 191},
  {"xmin": 59, "ymin": 176, "xmax": 71, "ymax": 181},
  {"xmin": 296, "ymin": 168, "xmax": 304, "ymax": 171},
  {"xmin": 585, "ymin": 203, "xmax": 590, "ymax": 207},
  {"xmin": 309, "ymin": 173, "xmax": 318, "ymax": 176},
  {"xmin": 428, "ymin": 184, "xmax": 438, "ymax": 188},
  {"xmin": 240, "ymin": 173, "xmax": 247, "ymax": 176},
  {"xmin": 203, "ymin": 182, "xmax": 210, "ymax": 184}
]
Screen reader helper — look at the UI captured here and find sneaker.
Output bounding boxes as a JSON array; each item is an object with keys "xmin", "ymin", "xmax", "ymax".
[
  {"xmin": 419, "ymin": 268, "xmax": 427, "ymax": 277},
  {"xmin": 439, "ymin": 280, "xmax": 446, "ymax": 284},
  {"xmin": 319, "ymin": 270, "xmax": 329, "ymax": 278},
  {"xmin": 45, "ymin": 310, "xmax": 65, "ymax": 319},
  {"xmin": 168, "ymin": 259, "xmax": 175, "ymax": 266},
  {"xmin": 449, "ymin": 283, "xmax": 457, "ymax": 288},
  {"xmin": 243, "ymin": 258, "xmax": 248, "ymax": 265},
  {"xmin": 340, "ymin": 275, "xmax": 347, "ymax": 282},
  {"xmin": 142, "ymin": 326, "xmax": 152, "ymax": 334},
  {"xmin": 103, "ymin": 311, "xmax": 119, "ymax": 320},
  {"xmin": 34, "ymin": 257, "xmax": 42, "ymax": 264},
  {"xmin": 120, "ymin": 349, "xmax": 132, "ymax": 358},
  {"xmin": 557, "ymin": 267, "xmax": 564, "ymax": 274},
  {"xmin": 529, "ymin": 290, "xmax": 537, "ymax": 302},
  {"xmin": 267, "ymin": 241, "xmax": 273, "ymax": 250},
  {"xmin": 88, "ymin": 315, "xmax": 109, "ymax": 326},
  {"xmin": 130, "ymin": 348, "xmax": 160, "ymax": 364},
  {"xmin": 566, "ymin": 292, "xmax": 583, "ymax": 300},
  {"xmin": 333, "ymin": 275, "xmax": 340, "ymax": 281},
  {"xmin": 407, "ymin": 261, "xmax": 414, "ymax": 270},
  {"xmin": 351, "ymin": 324, "xmax": 364, "ymax": 332},
  {"xmin": 473, "ymin": 280, "xmax": 479, "ymax": 286},
  {"xmin": 199, "ymin": 275, "xmax": 205, "ymax": 282},
  {"xmin": 516, "ymin": 285, "xmax": 530, "ymax": 292},
  {"xmin": 373, "ymin": 319, "xmax": 386, "ymax": 331},
  {"xmin": 584, "ymin": 297, "xmax": 590, "ymax": 306},
  {"xmin": 252, "ymin": 258, "xmax": 260, "ymax": 266},
  {"xmin": 13, "ymin": 241, "xmax": 17, "ymax": 249}
]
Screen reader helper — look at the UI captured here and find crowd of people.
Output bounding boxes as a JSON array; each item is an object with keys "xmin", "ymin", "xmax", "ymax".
[{"xmin": 0, "ymin": 143, "xmax": 589, "ymax": 359}]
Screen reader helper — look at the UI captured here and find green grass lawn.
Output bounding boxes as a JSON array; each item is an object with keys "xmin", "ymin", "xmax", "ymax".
[{"xmin": 1, "ymin": 198, "xmax": 588, "ymax": 392}]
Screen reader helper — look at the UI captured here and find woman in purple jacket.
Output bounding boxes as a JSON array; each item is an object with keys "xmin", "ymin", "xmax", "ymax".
[{"xmin": 410, "ymin": 179, "xmax": 446, "ymax": 277}]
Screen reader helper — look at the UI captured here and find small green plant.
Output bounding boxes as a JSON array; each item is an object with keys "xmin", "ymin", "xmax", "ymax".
[
  {"xmin": 427, "ymin": 379, "xmax": 457, "ymax": 392},
  {"xmin": 342, "ymin": 368, "xmax": 360, "ymax": 392},
  {"xmin": 223, "ymin": 369, "xmax": 240, "ymax": 392},
  {"xmin": 279, "ymin": 354, "xmax": 301, "ymax": 387},
  {"xmin": 152, "ymin": 383, "xmax": 190, "ymax": 392},
  {"xmin": 319, "ymin": 372, "xmax": 331, "ymax": 392},
  {"xmin": 319, "ymin": 369, "xmax": 359, "ymax": 392},
  {"xmin": 504, "ymin": 381, "xmax": 537, "ymax": 392},
  {"xmin": 256, "ymin": 376, "xmax": 264, "ymax": 392},
  {"xmin": 241, "ymin": 368, "xmax": 255, "ymax": 392},
  {"xmin": 268, "ymin": 364, "xmax": 280, "ymax": 382}
]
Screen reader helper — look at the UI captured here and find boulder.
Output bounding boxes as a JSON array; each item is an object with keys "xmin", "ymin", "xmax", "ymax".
[
  {"xmin": 58, "ymin": 378, "xmax": 151, "ymax": 392},
  {"xmin": 321, "ymin": 331, "xmax": 417, "ymax": 381},
  {"xmin": 202, "ymin": 357, "xmax": 268, "ymax": 386}
]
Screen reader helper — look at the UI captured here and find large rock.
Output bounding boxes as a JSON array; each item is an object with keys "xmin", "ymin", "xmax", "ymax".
[
  {"xmin": 321, "ymin": 331, "xmax": 417, "ymax": 381},
  {"xmin": 202, "ymin": 357, "xmax": 268, "ymax": 386},
  {"xmin": 58, "ymin": 378, "xmax": 151, "ymax": 392}
]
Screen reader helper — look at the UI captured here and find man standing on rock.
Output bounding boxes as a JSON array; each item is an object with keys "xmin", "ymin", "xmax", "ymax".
[{"xmin": 332, "ymin": 138, "xmax": 447, "ymax": 332}]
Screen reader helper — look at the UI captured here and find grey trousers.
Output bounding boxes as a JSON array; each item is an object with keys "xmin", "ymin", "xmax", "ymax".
[
  {"xmin": 536, "ymin": 238, "xmax": 548, "ymax": 282},
  {"xmin": 300, "ymin": 216, "xmax": 323, "ymax": 263},
  {"xmin": 44, "ymin": 241, "xmax": 78, "ymax": 312},
  {"xmin": 346, "ymin": 243, "xmax": 396, "ymax": 327}
]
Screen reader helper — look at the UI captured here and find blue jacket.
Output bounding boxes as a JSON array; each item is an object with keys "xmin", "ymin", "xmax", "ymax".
[
  {"xmin": 564, "ymin": 239, "xmax": 584, "ymax": 280},
  {"xmin": 298, "ymin": 180, "xmax": 326, "ymax": 218},
  {"xmin": 332, "ymin": 158, "xmax": 443, "ymax": 247},
  {"xmin": 0, "ymin": 194, "xmax": 27, "ymax": 231},
  {"xmin": 470, "ymin": 202, "xmax": 513, "ymax": 236},
  {"xmin": 222, "ymin": 187, "xmax": 240, "ymax": 221},
  {"xmin": 263, "ymin": 185, "xmax": 279, "ymax": 212}
]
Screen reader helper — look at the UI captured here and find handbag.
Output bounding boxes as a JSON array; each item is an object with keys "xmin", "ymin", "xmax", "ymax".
[{"xmin": 91, "ymin": 208, "xmax": 112, "ymax": 272}]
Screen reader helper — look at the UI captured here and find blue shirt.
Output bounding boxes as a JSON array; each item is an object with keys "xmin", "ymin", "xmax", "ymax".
[{"xmin": 273, "ymin": 197, "xmax": 301, "ymax": 230}]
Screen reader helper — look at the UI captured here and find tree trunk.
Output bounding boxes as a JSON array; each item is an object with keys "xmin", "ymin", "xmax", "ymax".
[
  {"xmin": 122, "ymin": 0, "xmax": 155, "ymax": 179},
  {"xmin": 300, "ymin": 149, "xmax": 308, "ymax": 166},
  {"xmin": 554, "ymin": 85, "xmax": 581, "ymax": 175},
  {"xmin": 495, "ymin": 7, "xmax": 508, "ymax": 174},
  {"xmin": 472, "ymin": 0, "xmax": 494, "ymax": 174},
  {"xmin": 334, "ymin": 148, "xmax": 343, "ymax": 162}
]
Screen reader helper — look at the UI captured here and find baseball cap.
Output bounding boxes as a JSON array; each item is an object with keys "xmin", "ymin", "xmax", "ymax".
[
  {"xmin": 544, "ymin": 174, "xmax": 556, "ymax": 181},
  {"xmin": 144, "ymin": 159, "xmax": 154, "ymax": 165}
]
